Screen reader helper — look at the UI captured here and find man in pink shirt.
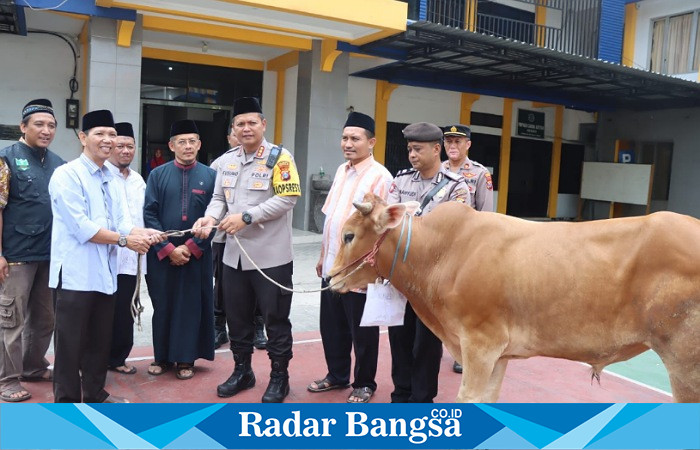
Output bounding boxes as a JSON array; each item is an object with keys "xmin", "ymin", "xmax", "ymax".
[{"xmin": 307, "ymin": 112, "xmax": 392, "ymax": 403}]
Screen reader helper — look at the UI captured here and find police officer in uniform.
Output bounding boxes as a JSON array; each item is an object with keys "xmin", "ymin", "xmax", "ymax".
[
  {"xmin": 442, "ymin": 124, "xmax": 494, "ymax": 373},
  {"xmin": 387, "ymin": 122, "xmax": 469, "ymax": 403},
  {"xmin": 194, "ymin": 97, "xmax": 301, "ymax": 403},
  {"xmin": 442, "ymin": 124, "xmax": 493, "ymax": 212}
]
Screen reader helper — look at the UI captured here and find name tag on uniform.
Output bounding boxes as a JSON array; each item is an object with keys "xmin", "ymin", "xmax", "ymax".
[
  {"xmin": 360, "ymin": 282, "xmax": 407, "ymax": 327},
  {"xmin": 247, "ymin": 178, "xmax": 270, "ymax": 190}
]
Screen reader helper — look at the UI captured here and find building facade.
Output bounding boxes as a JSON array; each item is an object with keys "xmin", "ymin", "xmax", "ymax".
[{"xmin": 1, "ymin": 0, "xmax": 699, "ymax": 227}]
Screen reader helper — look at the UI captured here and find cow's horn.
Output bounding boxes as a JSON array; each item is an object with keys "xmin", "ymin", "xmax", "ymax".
[{"xmin": 353, "ymin": 201, "xmax": 373, "ymax": 215}]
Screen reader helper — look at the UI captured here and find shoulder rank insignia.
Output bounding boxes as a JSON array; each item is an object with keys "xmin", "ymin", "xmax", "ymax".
[
  {"xmin": 443, "ymin": 170, "xmax": 462, "ymax": 182},
  {"xmin": 396, "ymin": 168, "xmax": 416, "ymax": 177}
]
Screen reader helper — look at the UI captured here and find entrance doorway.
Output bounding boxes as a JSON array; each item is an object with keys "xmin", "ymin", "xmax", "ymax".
[
  {"xmin": 141, "ymin": 101, "xmax": 230, "ymax": 176},
  {"xmin": 507, "ymin": 137, "xmax": 552, "ymax": 217}
]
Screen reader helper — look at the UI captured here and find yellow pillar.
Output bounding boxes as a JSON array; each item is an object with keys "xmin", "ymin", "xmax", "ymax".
[
  {"xmin": 373, "ymin": 80, "xmax": 399, "ymax": 165},
  {"xmin": 622, "ymin": 3, "xmax": 637, "ymax": 67},
  {"xmin": 535, "ymin": 3, "xmax": 547, "ymax": 46},
  {"xmin": 459, "ymin": 93, "xmax": 480, "ymax": 124},
  {"xmin": 273, "ymin": 70, "xmax": 285, "ymax": 144},
  {"xmin": 497, "ymin": 98, "xmax": 514, "ymax": 214},
  {"xmin": 465, "ymin": 0, "xmax": 477, "ymax": 31},
  {"xmin": 547, "ymin": 105, "xmax": 564, "ymax": 218}
]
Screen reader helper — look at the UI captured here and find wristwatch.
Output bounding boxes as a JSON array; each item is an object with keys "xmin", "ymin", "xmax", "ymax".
[
  {"xmin": 241, "ymin": 211, "xmax": 253, "ymax": 225},
  {"xmin": 118, "ymin": 235, "xmax": 128, "ymax": 247}
]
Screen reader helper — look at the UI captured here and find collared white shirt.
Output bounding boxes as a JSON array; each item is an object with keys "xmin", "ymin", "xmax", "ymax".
[
  {"xmin": 49, "ymin": 154, "xmax": 133, "ymax": 294},
  {"xmin": 106, "ymin": 161, "xmax": 147, "ymax": 275},
  {"xmin": 321, "ymin": 155, "xmax": 392, "ymax": 278}
]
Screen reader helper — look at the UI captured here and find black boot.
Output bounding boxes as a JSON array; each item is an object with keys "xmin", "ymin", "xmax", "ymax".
[
  {"xmin": 253, "ymin": 315, "xmax": 267, "ymax": 350},
  {"xmin": 261, "ymin": 359, "xmax": 289, "ymax": 403},
  {"xmin": 217, "ymin": 353, "xmax": 255, "ymax": 398}
]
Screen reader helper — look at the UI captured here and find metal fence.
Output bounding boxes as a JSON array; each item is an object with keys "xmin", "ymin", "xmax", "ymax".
[{"xmin": 408, "ymin": 0, "xmax": 601, "ymax": 59}]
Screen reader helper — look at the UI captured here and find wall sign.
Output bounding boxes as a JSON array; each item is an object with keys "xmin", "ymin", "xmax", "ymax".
[{"xmin": 517, "ymin": 109, "xmax": 545, "ymax": 139}]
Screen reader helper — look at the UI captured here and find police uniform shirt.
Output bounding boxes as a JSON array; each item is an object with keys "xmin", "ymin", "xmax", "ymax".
[
  {"xmin": 387, "ymin": 166, "xmax": 470, "ymax": 214},
  {"xmin": 442, "ymin": 158, "xmax": 493, "ymax": 212},
  {"xmin": 204, "ymin": 139, "xmax": 301, "ymax": 270}
]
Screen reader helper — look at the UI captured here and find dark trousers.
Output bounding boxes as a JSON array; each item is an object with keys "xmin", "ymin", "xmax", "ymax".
[
  {"xmin": 109, "ymin": 274, "xmax": 136, "ymax": 368},
  {"xmin": 213, "ymin": 242, "xmax": 262, "ymax": 335},
  {"xmin": 53, "ymin": 287, "xmax": 115, "ymax": 403},
  {"xmin": 319, "ymin": 279, "xmax": 379, "ymax": 390},
  {"xmin": 212, "ymin": 242, "xmax": 227, "ymax": 332},
  {"xmin": 388, "ymin": 302, "xmax": 442, "ymax": 403},
  {"xmin": 222, "ymin": 261, "xmax": 293, "ymax": 359}
]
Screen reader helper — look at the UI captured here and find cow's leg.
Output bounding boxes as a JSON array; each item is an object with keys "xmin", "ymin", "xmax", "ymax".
[
  {"xmin": 455, "ymin": 339, "xmax": 504, "ymax": 403},
  {"xmin": 482, "ymin": 358, "xmax": 509, "ymax": 402}
]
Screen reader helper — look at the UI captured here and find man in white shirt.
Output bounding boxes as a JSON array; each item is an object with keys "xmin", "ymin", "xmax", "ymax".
[{"xmin": 105, "ymin": 122, "xmax": 147, "ymax": 375}]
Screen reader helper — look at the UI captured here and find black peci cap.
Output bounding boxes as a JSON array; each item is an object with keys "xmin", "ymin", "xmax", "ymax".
[
  {"xmin": 82, "ymin": 110, "xmax": 115, "ymax": 132},
  {"xmin": 169, "ymin": 120, "xmax": 199, "ymax": 138},
  {"xmin": 343, "ymin": 111, "xmax": 375, "ymax": 134},
  {"xmin": 233, "ymin": 97, "xmax": 263, "ymax": 117},
  {"xmin": 115, "ymin": 122, "xmax": 134, "ymax": 138}
]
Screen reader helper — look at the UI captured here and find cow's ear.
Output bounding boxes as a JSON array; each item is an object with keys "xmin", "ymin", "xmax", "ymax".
[
  {"xmin": 403, "ymin": 201, "xmax": 421, "ymax": 216},
  {"xmin": 376, "ymin": 203, "xmax": 406, "ymax": 233}
]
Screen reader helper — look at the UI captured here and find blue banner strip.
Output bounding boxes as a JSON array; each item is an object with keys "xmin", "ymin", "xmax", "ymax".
[{"xmin": 1, "ymin": 403, "xmax": 698, "ymax": 449}]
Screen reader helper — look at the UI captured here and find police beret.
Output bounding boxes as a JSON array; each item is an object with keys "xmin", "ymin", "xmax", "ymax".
[
  {"xmin": 443, "ymin": 124, "xmax": 471, "ymax": 138},
  {"xmin": 22, "ymin": 99, "xmax": 54, "ymax": 119},
  {"xmin": 402, "ymin": 122, "xmax": 443, "ymax": 142},
  {"xmin": 170, "ymin": 119, "xmax": 199, "ymax": 138},
  {"xmin": 115, "ymin": 122, "xmax": 134, "ymax": 138},
  {"xmin": 233, "ymin": 97, "xmax": 263, "ymax": 117},
  {"xmin": 82, "ymin": 110, "xmax": 115, "ymax": 132},
  {"xmin": 344, "ymin": 111, "xmax": 375, "ymax": 134}
]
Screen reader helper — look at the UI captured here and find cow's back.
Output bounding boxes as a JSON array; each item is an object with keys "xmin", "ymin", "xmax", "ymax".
[{"xmin": 421, "ymin": 206, "xmax": 700, "ymax": 369}]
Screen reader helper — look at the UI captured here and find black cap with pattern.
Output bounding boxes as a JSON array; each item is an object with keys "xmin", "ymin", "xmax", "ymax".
[{"xmin": 22, "ymin": 99, "xmax": 55, "ymax": 119}]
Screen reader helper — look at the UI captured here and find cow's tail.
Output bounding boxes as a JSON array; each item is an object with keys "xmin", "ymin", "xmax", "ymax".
[{"xmin": 590, "ymin": 366, "xmax": 602, "ymax": 385}]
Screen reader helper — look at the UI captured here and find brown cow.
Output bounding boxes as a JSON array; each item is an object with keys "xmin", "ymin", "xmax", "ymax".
[{"xmin": 328, "ymin": 194, "xmax": 700, "ymax": 402}]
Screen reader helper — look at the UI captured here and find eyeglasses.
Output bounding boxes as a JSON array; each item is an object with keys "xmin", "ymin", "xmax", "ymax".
[
  {"xmin": 175, "ymin": 138, "xmax": 199, "ymax": 146},
  {"xmin": 116, "ymin": 144, "xmax": 135, "ymax": 150}
]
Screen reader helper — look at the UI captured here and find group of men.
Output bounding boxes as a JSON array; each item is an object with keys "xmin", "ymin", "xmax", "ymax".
[
  {"xmin": 0, "ymin": 94, "xmax": 490, "ymax": 404},
  {"xmin": 308, "ymin": 114, "xmax": 493, "ymax": 403}
]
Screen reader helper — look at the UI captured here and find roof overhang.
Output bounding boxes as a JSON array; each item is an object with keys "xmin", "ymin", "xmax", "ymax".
[{"xmin": 350, "ymin": 22, "xmax": 700, "ymax": 112}]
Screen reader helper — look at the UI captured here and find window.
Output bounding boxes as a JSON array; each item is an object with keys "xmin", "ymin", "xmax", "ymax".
[{"xmin": 650, "ymin": 11, "xmax": 700, "ymax": 74}]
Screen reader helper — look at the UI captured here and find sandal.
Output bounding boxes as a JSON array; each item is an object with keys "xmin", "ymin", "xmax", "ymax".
[
  {"xmin": 109, "ymin": 365, "xmax": 137, "ymax": 375},
  {"xmin": 1, "ymin": 387, "xmax": 32, "ymax": 403},
  {"xmin": 347, "ymin": 386, "xmax": 374, "ymax": 403},
  {"xmin": 147, "ymin": 362, "xmax": 172, "ymax": 376},
  {"xmin": 307, "ymin": 377, "xmax": 350, "ymax": 393},
  {"xmin": 175, "ymin": 363, "xmax": 195, "ymax": 380},
  {"xmin": 19, "ymin": 369, "xmax": 52, "ymax": 382}
]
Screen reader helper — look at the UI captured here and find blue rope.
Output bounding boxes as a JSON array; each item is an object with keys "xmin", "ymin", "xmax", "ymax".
[
  {"xmin": 388, "ymin": 214, "xmax": 407, "ymax": 281},
  {"xmin": 403, "ymin": 214, "xmax": 413, "ymax": 263}
]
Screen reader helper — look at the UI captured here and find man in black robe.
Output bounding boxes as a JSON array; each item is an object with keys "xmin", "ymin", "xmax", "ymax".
[{"xmin": 144, "ymin": 120, "xmax": 216, "ymax": 380}]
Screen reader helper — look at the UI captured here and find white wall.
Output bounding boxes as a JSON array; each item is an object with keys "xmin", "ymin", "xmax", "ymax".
[
  {"xmin": 0, "ymin": 32, "xmax": 83, "ymax": 160},
  {"xmin": 282, "ymin": 65, "xmax": 298, "ymax": 152},
  {"xmin": 633, "ymin": 0, "xmax": 700, "ymax": 75}
]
